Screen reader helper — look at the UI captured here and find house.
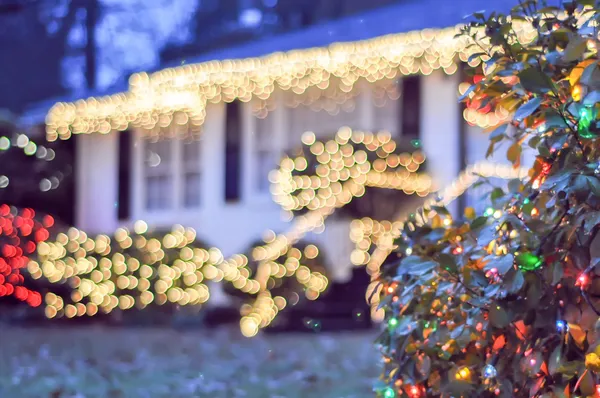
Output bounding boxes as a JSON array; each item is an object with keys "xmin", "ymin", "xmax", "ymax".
[{"xmin": 21, "ymin": 0, "xmax": 536, "ymax": 324}]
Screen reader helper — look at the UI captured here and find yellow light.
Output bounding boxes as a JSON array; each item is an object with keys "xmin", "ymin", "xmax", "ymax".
[
  {"xmin": 456, "ymin": 367, "xmax": 471, "ymax": 380},
  {"xmin": 44, "ymin": 21, "xmax": 538, "ymax": 140}
]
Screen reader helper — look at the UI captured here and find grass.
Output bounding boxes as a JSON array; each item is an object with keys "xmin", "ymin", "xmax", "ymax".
[{"xmin": 0, "ymin": 326, "xmax": 380, "ymax": 398}]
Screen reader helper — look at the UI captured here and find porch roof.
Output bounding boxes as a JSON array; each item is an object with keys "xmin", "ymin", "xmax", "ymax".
[{"xmin": 40, "ymin": 0, "xmax": 520, "ymax": 141}]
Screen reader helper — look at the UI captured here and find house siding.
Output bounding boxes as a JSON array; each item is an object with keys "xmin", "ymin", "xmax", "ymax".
[{"xmin": 72, "ymin": 71, "xmax": 519, "ymax": 306}]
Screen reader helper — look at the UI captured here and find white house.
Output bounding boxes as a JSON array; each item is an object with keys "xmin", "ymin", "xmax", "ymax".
[{"xmin": 23, "ymin": 0, "xmax": 534, "ymax": 308}]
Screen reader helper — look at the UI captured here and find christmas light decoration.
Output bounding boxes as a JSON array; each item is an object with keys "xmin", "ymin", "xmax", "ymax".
[
  {"xmin": 515, "ymin": 252, "xmax": 543, "ymax": 271},
  {"xmin": 44, "ymin": 20, "xmax": 539, "ymax": 141},
  {"xmin": 376, "ymin": 2, "xmax": 600, "ymax": 397},
  {"xmin": 0, "ymin": 204, "xmax": 46, "ymax": 307}
]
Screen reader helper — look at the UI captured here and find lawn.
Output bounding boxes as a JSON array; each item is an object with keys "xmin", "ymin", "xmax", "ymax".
[{"xmin": 0, "ymin": 326, "xmax": 380, "ymax": 398}]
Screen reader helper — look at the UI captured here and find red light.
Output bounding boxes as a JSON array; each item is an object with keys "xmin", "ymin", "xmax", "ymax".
[
  {"xmin": 408, "ymin": 386, "xmax": 421, "ymax": 398},
  {"xmin": 25, "ymin": 241, "xmax": 36, "ymax": 254},
  {"xmin": 35, "ymin": 228, "xmax": 49, "ymax": 242},
  {"xmin": 578, "ymin": 274, "xmax": 589, "ymax": 288},
  {"xmin": 43, "ymin": 215, "xmax": 54, "ymax": 228}
]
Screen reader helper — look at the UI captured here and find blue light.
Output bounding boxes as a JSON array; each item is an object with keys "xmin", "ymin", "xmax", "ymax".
[
  {"xmin": 556, "ymin": 320, "xmax": 568, "ymax": 333},
  {"xmin": 483, "ymin": 364, "xmax": 497, "ymax": 379}
]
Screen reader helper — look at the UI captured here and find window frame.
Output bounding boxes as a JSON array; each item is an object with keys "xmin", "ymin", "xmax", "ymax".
[{"xmin": 135, "ymin": 130, "xmax": 204, "ymax": 216}]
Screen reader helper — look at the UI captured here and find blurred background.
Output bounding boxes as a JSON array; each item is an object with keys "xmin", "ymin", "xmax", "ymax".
[{"xmin": 0, "ymin": 0, "xmax": 521, "ymax": 397}]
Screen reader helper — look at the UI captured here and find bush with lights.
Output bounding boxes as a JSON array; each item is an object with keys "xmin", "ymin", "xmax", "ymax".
[
  {"xmin": 32, "ymin": 225, "xmax": 215, "ymax": 320},
  {"xmin": 376, "ymin": 2, "xmax": 600, "ymax": 397},
  {"xmin": 276, "ymin": 129, "xmax": 429, "ymax": 222},
  {"xmin": 224, "ymin": 239, "xmax": 330, "ymax": 305}
]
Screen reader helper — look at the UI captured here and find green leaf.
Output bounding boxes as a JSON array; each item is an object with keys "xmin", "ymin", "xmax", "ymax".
[
  {"xmin": 485, "ymin": 254, "xmax": 514, "ymax": 275},
  {"xmin": 399, "ymin": 256, "xmax": 438, "ymax": 277},
  {"xmin": 552, "ymin": 262, "xmax": 564, "ymax": 285},
  {"xmin": 508, "ymin": 178, "xmax": 522, "ymax": 193},
  {"xmin": 438, "ymin": 253, "xmax": 458, "ymax": 273},
  {"xmin": 548, "ymin": 345, "xmax": 562, "ymax": 375},
  {"xmin": 393, "ymin": 316, "xmax": 418, "ymax": 336},
  {"xmin": 580, "ymin": 62, "xmax": 600, "ymax": 86},
  {"xmin": 583, "ymin": 90, "xmax": 600, "ymax": 106},
  {"xmin": 489, "ymin": 124, "xmax": 508, "ymax": 143},
  {"xmin": 518, "ymin": 67, "xmax": 554, "ymax": 93},
  {"xmin": 471, "ymin": 216, "xmax": 489, "ymax": 230},
  {"xmin": 416, "ymin": 354, "xmax": 431, "ymax": 379},
  {"xmin": 514, "ymin": 97, "xmax": 542, "ymax": 121},
  {"xmin": 563, "ymin": 35, "xmax": 588, "ymax": 62},
  {"xmin": 431, "ymin": 206, "xmax": 450, "ymax": 216},
  {"xmin": 491, "ymin": 187, "xmax": 505, "ymax": 201},
  {"xmin": 504, "ymin": 268, "xmax": 525, "ymax": 293},
  {"xmin": 528, "ymin": 135, "xmax": 542, "ymax": 149},
  {"xmin": 489, "ymin": 304, "xmax": 510, "ymax": 328},
  {"xmin": 579, "ymin": 369, "xmax": 596, "ymax": 396},
  {"xmin": 587, "ymin": 176, "xmax": 600, "ymax": 196},
  {"xmin": 583, "ymin": 211, "xmax": 600, "ymax": 234}
]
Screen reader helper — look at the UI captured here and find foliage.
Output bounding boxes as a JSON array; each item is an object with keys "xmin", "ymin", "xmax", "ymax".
[
  {"xmin": 0, "ymin": 112, "xmax": 75, "ymax": 224},
  {"xmin": 376, "ymin": 1, "xmax": 600, "ymax": 397}
]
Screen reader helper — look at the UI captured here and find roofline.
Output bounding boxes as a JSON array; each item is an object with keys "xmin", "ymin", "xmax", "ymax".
[{"xmin": 41, "ymin": 0, "xmax": 524, "ymax": 141}]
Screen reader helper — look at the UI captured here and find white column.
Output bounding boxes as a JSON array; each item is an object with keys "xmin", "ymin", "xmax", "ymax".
[
  {"xmin": 200, "ymin": 103, "xmax": 230, "ymax": 307},
  {"xmin": 172, "ymin": 126, "xmax": 183, "ymax": 210},
  {"xmin": 241, "ymin": 101, "xmax": 255, "ymax": 201},
  {"xmin": 358, "ymin": 80, "xmax": 374, "ymax": 131},
  {"xmin": 420, "ymin": 71, "xmax": 460, "ymax": 209},
  {"xmin": 272, "ymin": 92, "xmax": 286, "ymax": 163},
  {"xmin": 75, "ymin": 132, "xmax": 119, "ymax": 234},
  {"xmin": 202, "ymin": 103, "xmax": 226, "ymax": 210}
]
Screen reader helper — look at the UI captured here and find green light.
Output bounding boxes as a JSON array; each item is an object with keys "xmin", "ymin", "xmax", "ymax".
[
  {"xmin": 578, "ymin": 106, "xmax": 598, "ymax": 139},
  {"xmin": 388, "ymin": 317, "xmax": 398, "ymax": 328},
  {"xmin": 484, "ymin": 207, "xmax": 494, "ymax": 217},
  {"xmin": 383, "ymin": 387, "xmax": 396, "ymax": 398},
  {"xmin": 516, "ymin": 252, "xmax": 543, "ymax": 271},
  {"xmin": 523, "ymin": 198, "xmax": 530, "ymax": 205}
]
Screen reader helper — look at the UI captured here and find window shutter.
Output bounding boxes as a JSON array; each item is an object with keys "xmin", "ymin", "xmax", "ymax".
[
  {"xmin": 117, "ymin": 130, "xmax": 132, "ymax": 220},
  {"xmin": 400, "ymin": 75, "xmax": 421, "ymax": 139},
  {"xmin": 225, "ymin": 101, "xmax": 242, "ymax": 202}
]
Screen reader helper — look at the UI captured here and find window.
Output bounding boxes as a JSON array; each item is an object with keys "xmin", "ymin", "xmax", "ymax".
[
  {"xmin": 373, "ymin": 80, "xmax": 401, "ymax": 135},
  {"xmin": 143, "ymin": 135, "xmax": 202, "ymax": 211},
  {"xmin": 182, "ymin": 139, "xmax": 201, "ymax": 207},
  {"xmin": 144, "ymin": 139, "xmax": 172, "ymax": 210},
  {"xmin": 254, "ymin": 114, "xmax": 275, "ymax": 193}
]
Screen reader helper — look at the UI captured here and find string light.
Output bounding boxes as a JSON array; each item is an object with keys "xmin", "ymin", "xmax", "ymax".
[
  {"xmin": 366, "ymin": 162, "xmax": 529, "ymax": 321},
  {"xmin": 45, "ymin": 21, "xmax": 538, "ymax": 141},
  {"xmin": 556, "ymin": 320, "xmax": 568, "ymax": 333},
  {"xmin": 383, "ymin": 387, "xmax": 396, "ymax": 398},
  {"xmin": 33, "ymin": 128, "xmax": 429, "ymax": 333},
  {"xmin": 483, "ymin": 364, "xmax": 497, "ymax": 379},
  {"xmin": 33, "ymin": 134, "xmax": 527, "ymax": 335},
  {"xmin": 456, "ymin": 367, "xmax": 471, "ymax": 380},
  {"xmin": 0, "ymin": 204, "xmax": 46, "ymax": 307}
]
